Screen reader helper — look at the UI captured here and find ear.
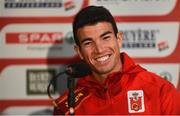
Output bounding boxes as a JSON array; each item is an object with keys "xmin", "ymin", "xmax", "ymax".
[
  {"xmin": 74, "ymin": 45, "xmax": 84, "ymax": 60},
  {"xmin": 116, "ymin": 32, "xmax": 123, "ymax": 48}
]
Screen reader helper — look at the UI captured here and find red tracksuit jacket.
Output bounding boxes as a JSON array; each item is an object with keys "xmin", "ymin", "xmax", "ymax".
[{"xmin": 53, "ymin": 53, "xmax": 180, "ymax": 115}]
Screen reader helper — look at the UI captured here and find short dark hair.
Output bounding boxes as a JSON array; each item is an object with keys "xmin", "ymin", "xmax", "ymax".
[{"xmin": 73, "ymin": 6, "xmax": 118, "ymax": 46}]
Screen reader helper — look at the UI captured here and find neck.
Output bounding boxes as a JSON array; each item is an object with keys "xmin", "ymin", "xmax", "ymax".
[{"xmin": 92, "ymin": 72, "xmax": 107, "ymax": 84}]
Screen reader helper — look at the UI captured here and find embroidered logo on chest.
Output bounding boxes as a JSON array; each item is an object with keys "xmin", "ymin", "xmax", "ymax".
[{"xmin": 127, "ymin": 90, "xmax": 145, "ymax": 113}]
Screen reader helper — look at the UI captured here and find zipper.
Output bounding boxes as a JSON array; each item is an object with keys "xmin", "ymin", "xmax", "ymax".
[{"xmin": 104, "ymin": 85, "xmax": 112, "ymax": 104}]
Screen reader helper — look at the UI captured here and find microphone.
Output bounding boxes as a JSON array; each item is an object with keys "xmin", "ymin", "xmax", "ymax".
[
  {"xmin": 47, "ymin": 61, "xmax": 91, "ymax": 108},
  {"xmin": 65, "ymin": 62, "xmax": 91, "ymax": 77}
]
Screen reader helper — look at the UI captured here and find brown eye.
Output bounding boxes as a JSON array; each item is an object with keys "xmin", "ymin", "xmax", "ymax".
[
  {"xmin": 103, "ymin": 36, "xmax": 110, "ymax": 40},
  {"xmin": 82, "ymin": 40, "xmax": 92, "ymax": 47},
  {"xmin": 84, "ymin": 42, "xmax": 91, "ymax": 45}
]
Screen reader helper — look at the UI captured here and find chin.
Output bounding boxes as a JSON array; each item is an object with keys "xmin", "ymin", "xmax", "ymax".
[{"xmin": 97, "ymin": 67, "xmax": 113, "ymax": 74}]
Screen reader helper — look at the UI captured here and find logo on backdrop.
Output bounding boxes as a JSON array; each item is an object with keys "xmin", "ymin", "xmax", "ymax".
[
  {"xmin": 121, "ymin": 28, "xmax": 158, "ymax": 49},
  {"xmin": 5, "ymin": 31, "xmax": 74, "ymax": 44},
  {"xmin": 1, "ymin": 0, "xmax": 82, "ymax": 17},
  {"xmin": 118, "ymin": 22, "xmax": 179, "ymax": 57},
  {"xmin": 127, "ymin": 90, "xmax": 145, "ymax": 113},
  {"xmin": 121, "ymin": 29, "xmax": 170, "ymax": 51},
  {"xmin": 4, "ymin": 0, "xmax": 75, "ymax": 11},
  {"xmin": 6, "ymin": 32, "xmax": 64, "ymax": 44},
  {"xmin": 157, "ymin": 41, "xmax": 169, "ymax": 51},
  {"xmin": 27, "ymin": 69, "xmax": 56, "ymax": 95},
  {"xmin": 0, "ymin": 23, "xmax": 76, "ymax": 58},
  {"xmin": 160, "ymin": 72, "xmax": 172, "ymax": 82}
]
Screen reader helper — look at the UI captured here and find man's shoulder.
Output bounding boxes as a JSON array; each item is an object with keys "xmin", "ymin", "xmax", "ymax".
[
  {"xmin": 54, "ymin": 87, "xmax": 90, "ymax": 114},
  {"xmin": 136, "ymin": 69, "xmax": 174, "ymax": 88}
]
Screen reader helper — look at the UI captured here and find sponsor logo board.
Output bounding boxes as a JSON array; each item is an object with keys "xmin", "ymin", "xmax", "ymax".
[
  {"xmin": 0, "ymin": 24, "xmax": 76, "ymax": 58},
  {"xmin": 118, "ymin": 22, "xmax": 179, "ymax": 57},
  {"xmin": 0, "ymin": 0, "xmax": 84, "ymax": 17},
  {"xmin": 26, "ymin": 69, "xmax": 56, "ymax": 95},
  {"xmin": 0, "ymin": 64, "xmax": 65, "ymax": 99}
]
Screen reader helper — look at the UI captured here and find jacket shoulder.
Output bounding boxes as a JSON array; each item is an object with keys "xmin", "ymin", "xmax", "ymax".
[
  {"xmin": 135, "ymin": 69, "xmax": 176, "ymax": 92},
  {"xmin": 53, "ymin": 87, "xmax": 90, "ymax": 115}
]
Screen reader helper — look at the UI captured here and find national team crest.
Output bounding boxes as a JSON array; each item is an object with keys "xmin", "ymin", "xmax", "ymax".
[{"xmin": 127, "ymin": 90, "xmax": 145, "ymax": 113}]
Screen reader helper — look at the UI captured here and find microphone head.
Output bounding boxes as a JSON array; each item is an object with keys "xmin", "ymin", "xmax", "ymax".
[{"xmin": 66, "ymin": 61, "xmax": 91, "ymax": 78}]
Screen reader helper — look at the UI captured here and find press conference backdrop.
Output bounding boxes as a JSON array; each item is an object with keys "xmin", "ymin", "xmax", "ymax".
[{"xmin": 0, "ymin": 0, "xmax": 180, "ymax": 115}]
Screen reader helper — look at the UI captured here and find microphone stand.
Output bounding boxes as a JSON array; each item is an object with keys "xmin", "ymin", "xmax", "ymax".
[
  {"xmin": 47, "ymin": 72, "xmax": 75, "ymax": 115},
  {"xmin": 47, "ymin": 62, "xmax": 91, "ymax": 114},
  {"xmin": 67, "ymin": 76, "xmax": 75, "ymax": 115}
]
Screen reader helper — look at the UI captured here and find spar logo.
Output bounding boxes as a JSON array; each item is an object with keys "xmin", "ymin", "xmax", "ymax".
[
  {"xmin": 6, "ymin": 32, "xmax": 64, "ymax": 44},
  {"xmin": 121, "ymin": 28, "xmax": 159, "ymax": 49}
]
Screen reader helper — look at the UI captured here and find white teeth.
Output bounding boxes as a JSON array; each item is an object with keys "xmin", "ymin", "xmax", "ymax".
[{"xmin": 96, "ymin": 55, "xmax": 109, "ymax": 62}]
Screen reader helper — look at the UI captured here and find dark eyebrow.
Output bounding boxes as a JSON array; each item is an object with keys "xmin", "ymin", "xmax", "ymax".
[{"xmin": 100, "ymin": 31, "xmax": 112, "ymax": 38}]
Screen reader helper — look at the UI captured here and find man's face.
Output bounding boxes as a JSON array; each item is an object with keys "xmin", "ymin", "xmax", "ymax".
[{"xmin": 75, "ymin": 22, "xmax": 122, "ymax": 77}]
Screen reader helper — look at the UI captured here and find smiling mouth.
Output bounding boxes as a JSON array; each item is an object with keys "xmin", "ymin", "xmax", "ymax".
[{"xmin": 95, "ymin": 55, "xmax": 111, "ymax": 62}]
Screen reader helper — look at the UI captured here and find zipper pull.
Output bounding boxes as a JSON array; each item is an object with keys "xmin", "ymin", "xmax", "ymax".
[{"xmin": 104, "ymin": 85, "xmax": 108, "ymax": 92}]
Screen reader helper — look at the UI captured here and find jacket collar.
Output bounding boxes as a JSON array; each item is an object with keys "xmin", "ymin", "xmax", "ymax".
[{"xmin": 76, "ymin": 52, "xmax": 146, "ymax": 98}]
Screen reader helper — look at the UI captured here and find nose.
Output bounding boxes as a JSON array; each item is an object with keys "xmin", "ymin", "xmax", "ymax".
[{"xmin": 94, "ymin": 41, "xmax": 104, "ymax": 53}]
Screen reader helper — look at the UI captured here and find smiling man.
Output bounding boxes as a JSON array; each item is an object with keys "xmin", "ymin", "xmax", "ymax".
[
  {"xmin": 53, "ymin": 6, "xmax": 180, "ymax": 115},
  {"xmin": 75, "ymin": 22, "xmax": 122, "ymax": 83}
]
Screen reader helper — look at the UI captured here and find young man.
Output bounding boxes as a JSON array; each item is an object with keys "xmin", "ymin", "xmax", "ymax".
[{"xmin": 53, "ymin": 6, "xmax": 180, "ymax": 115}]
